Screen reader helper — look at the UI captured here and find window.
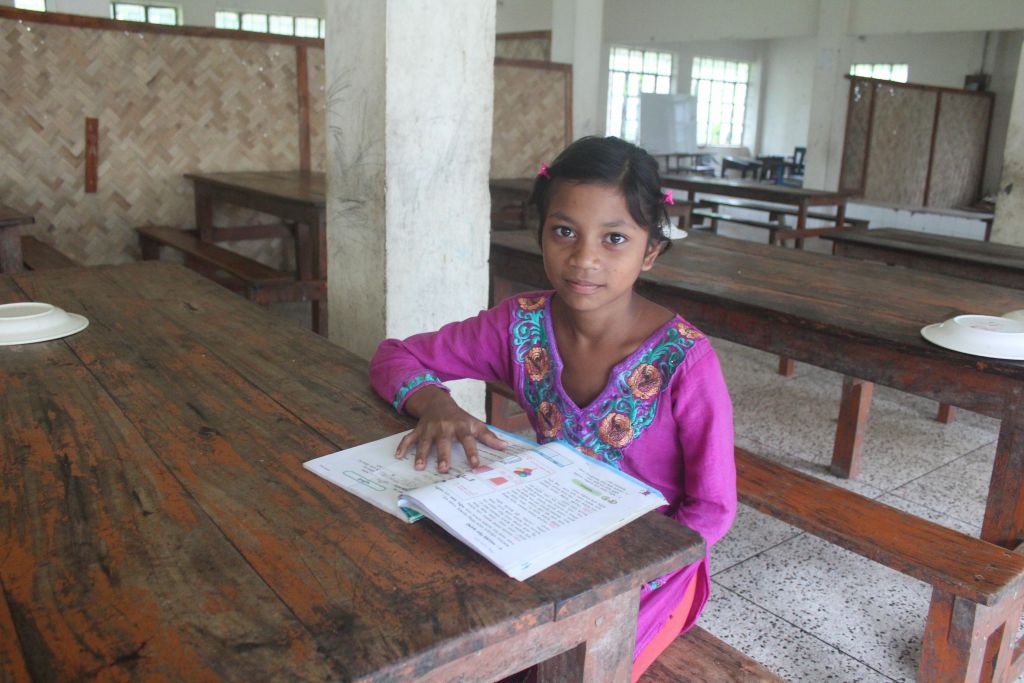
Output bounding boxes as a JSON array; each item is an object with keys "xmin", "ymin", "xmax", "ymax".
[
  {"xmin": 850, "ymin": 63, "xmax": 909, "ymax": 83},
  {"xmin": 14, "ymin": 0, "xmax": 46, "ymax": 10},
  {"xmin": 111, "ymin": 3, "xmax": 179, "ymax": 25},
  {"xmin": 216, "ymin": 10, "xmax": 324, "ymax": 38},
  {"xmin": 690, "ymin": 57, "xmax": 750, "ymax": 147},
  {"xmin": 606, "ymin": 47, "xmax": 673, "ymax": 142}
]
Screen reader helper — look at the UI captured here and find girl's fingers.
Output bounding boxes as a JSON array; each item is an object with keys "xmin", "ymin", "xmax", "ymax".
[
  {"xmin": 476, "ymin": 427, "xmax": 508, "ymax": 451},
  {"xmin": 436, "ymin": 438, "xmax": 452, "ymax": 474},
  {"xmin": 414, "ymin": 435, "xmax": 432, "ymax": 471},
  {"xmin": 395, "ymin": 430, "xmax": 416, "ymax": 459},
  {"xmin": 459, "ymin": 434, "xmax": 480, "ymax": 468}
]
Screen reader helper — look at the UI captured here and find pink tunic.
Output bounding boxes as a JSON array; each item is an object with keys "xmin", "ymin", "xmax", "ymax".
[{"xmin": 369, "ymin": 291, "xmax": 736, "ymax": 656}]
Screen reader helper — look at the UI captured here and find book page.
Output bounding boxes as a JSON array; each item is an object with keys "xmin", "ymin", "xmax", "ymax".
[
  {"xmin": 303, "ymin": 429, "xmax": 535, "ymax": 522},
  {"xmin": 399, "ymin": 441, "xmax": 668, "ymax": 579}
]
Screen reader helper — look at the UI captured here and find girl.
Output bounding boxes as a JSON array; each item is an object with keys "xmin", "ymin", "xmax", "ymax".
[{"xmin": 369, "ymin": 136, "xmax": 736, "ymax": 681}]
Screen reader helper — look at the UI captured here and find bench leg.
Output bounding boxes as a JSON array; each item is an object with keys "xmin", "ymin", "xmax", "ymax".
[
  {"xmin": 777, "ymin": 357, "xmax": 796, "ymax": 377},
  {"xmin": 919, "ymin": 587, "xmax": 1024, "ymax": 683},
  {"xmin": 312, "ymin": 298, "xmax": 328, "ymax": 337},
  {"xmin": 831, "ymin": 376, "xmax": 873, "ymax": 478},
  {"xmin": 140, "ymin": 237, "xmax": 160, "ymax": 261},
  {"xmin": 936, "ymin": 403, "xmax": 956, "ymax": 423}
]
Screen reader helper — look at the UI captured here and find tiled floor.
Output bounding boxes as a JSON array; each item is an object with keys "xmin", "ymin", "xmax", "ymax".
[{"xmin": 702, "ymin": 336, "xmax": 1018, "ymax": 682}]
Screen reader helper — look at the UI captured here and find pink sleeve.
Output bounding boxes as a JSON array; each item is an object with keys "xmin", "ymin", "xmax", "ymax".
[
  {"xmin": 670, "ymin": 345, "xmax": 736, "ymax": 548},
  {"xmin": 369, "ymin": 298, "xmax": 516, "ymax": 413}
]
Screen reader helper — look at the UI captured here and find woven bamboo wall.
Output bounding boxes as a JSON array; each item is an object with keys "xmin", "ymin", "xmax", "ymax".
[
  {"xmin": 492, "ymin": 60, "xmax": 571, "ymax": 178},
  {"xmin": 840, "ymin": 77, "xmax": 992, "ymax": 209},
  {"xmin": 0, "ymin": 17, "xmax": 319, "ymax": 266},
  {"xmin": 495, "ymin": 33, "xmax": 551, "ymax": 61},
  {"xmin": 929, "ymin": 92, "xmax": 990, "ymax": 208}
]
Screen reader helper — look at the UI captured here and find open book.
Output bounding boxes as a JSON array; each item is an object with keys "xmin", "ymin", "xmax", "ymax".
[{"xmin": 303, "ymin": 428, "xmax": 668, "ymax": 581}]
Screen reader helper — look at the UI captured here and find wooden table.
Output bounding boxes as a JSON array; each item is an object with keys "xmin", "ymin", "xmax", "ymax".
[
  {"xmin": 662, "ymin": 175, "xmax": 851, "ymax": 248},
  {"xmin": 185, "ymin": 170, "xmax": 327, "ymax": 334},
  {"xmin": 490, "ymin": 229, "xmax": 1024, "ymax": 550},
  {"xmin": 0, "ymin": 203, "xmax": 34, "ymax": 273},
  {"xmin": 0, "ymin": 262, "xmax": 703, "ymax": 682},
  {"xmin": 824, "ymin": 228, "xmax": 1024, "ymax": 290}
]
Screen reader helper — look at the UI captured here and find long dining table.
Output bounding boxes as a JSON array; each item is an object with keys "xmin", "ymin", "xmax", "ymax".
[
  {"xmin": 490, "ymin": 229, "xmax": 1024, "ymax": 550},
  {"xmin": 0, "ymin": 261, "xmax": 704, "ymax": 682}
]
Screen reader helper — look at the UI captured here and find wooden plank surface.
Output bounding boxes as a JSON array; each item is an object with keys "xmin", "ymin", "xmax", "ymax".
[
  {"xmin": 823, "ymin": 228, "xmax": 1024, "ymax": 289},
  {"xmin": 1, "ymin": 263, "xmax": 704, "ymax": 681},
  {"xmin": 662, "ymin": 174, "xmax": 850, "ymax": 206},
  {"xmin": 185, "ymin": 171, "xmax": 325, "ymax": 208}
]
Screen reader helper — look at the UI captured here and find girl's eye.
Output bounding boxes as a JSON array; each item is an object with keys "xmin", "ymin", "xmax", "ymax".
[
  {"xmin": 606, "ymin": 233, "xmax": 627, "ymax": 245},
  {"xmin": 554, "ymin": 226, "xmax": 575, "ymax": 238}
]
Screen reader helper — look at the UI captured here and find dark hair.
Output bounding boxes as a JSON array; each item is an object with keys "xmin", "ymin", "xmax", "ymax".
[{"xmin": 530, "ymin": 136, "xmax": 671, "ymax": 251}]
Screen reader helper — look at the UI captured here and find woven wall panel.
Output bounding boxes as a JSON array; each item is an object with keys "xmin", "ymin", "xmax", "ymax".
[
  {"xmin": 863, "ymin": 86, "xmax": 937, "ymax": 206},
  {"xmin": 492, "ymin": 63, "xmax": 569, "ymax": 178},
  {"xmin": 0, "ymin": 18, "xmax": 311, "ymax": 266},
  {"xmin": 495, "ymin": 37, "xmax": 550, "ymax": 61},
  {"xmin": 307, "ymin": 46, "xmax": 327, "ymax": 173},
  {"xmin": 928, "ymin": 92, "xmax": 990, "ymax": 209},
  {"xmin": 839, "ymin": 79, "xmax": 873, "ymax": 194}
]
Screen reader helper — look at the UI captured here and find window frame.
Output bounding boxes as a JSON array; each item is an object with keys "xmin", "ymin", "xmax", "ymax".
[
  {"xmin": 111, "ymin": 2, "xmax": 181, "ymax": 26},
  {"xmin": 215, "ymin": 9, "xmax": 325, "ymax": 38},
  {"xmin": 689, "ymin": 56, "xmax": 751, "ymax": 148},
  {"xmin": 605, "ymin": 46, "xmax": 675, "ymax": 143},
  {"xmin": 849, "ymin": 63, "xmax": 909, "ymax": 83}
]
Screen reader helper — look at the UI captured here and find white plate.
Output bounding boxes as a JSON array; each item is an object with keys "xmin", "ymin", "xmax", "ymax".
[
  {"xmin": 0, "ymin": 302, "xmax": 89, "ymax": 346},
  {"xmin": 920, "ymin": 314, "xmax": 1024, "ymax": 360}
]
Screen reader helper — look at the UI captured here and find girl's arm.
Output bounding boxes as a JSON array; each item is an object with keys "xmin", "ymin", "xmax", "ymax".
[
  {"xmin": 369, "ymin": 297, "xmax": 518, "ymax": 472},
  {"xmin": 671, "ymin": 346, "xmax": 737, "ymax": 548}
]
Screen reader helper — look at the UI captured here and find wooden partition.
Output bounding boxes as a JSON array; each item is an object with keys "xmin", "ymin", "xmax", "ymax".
[
  {"xmin": 839, "ymin": 76, "xmax": 993, "ymax": 210},
  {"xmin": 1, "ymin": 8, "xmax": 569, "ymax": 267},
  {"xmin": 491, "ymin": 58, "xmax": 572, "ymax": 178}
]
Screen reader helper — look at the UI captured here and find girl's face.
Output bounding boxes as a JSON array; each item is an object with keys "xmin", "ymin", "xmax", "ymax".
[{"xmin": 540, "ymin": 181, "xmax": 660, "ymax": 315}]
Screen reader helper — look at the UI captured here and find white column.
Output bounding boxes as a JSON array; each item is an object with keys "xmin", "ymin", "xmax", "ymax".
[
  {"xmin": 551, "ymin": 0, "xmax": 604, "ymax": 138},
  {"xmin": 989, "ymin": 45, "xmax": 1024, "ymax": 246},
  {"xmin": 803, "ymin": 0, "xmax": 852, "ymax": 190},
  {"xmin": 325, "ymin": 0, "xmax": 495, "ymax": 415}
]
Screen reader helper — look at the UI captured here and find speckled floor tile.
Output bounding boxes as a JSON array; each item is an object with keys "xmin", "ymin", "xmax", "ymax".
[
  {"xmin": 710, "ymin": 503, "xmax": 804, "ymax": 575},
  {"xmin": 713, "ymin": 534, "xmax": 930, "ymax": 682},
  {"xmin": 889, "ymin": 443, "xmax": 996, "ymax": 529},
  {"xmin": 700, "ymin": 583, "xmax": 894, "ymax": 682}
]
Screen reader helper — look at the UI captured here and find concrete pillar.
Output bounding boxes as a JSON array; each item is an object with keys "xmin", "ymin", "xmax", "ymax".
[
  {"xmin": 551, "ymin": 0, "xmax": 604, "ymax": 138},
  {"xmin": 803, "ymin": 0, "xmax": 853, "ymax": 190},
  {"xmin": 990, "ymin": 44, "xmax": 1024, "ymax": 246},
  {"xmin": 325, "ymin": 1, "xmax": 495, "ymax": 414}
]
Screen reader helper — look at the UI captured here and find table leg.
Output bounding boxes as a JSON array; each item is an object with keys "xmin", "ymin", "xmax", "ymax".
[
  {"xmin": 936, "ymin": 403, "xmax": 956, "ymax": 423},
  {"xmin": 777, "ymin": 357, "xmax": 795, "ymax": 377},
  {"xmin": 831, "ymin": 376, "xmax": 873, "ymax": 478},
  {"xmin": 194, "ymin": 186, "xmax": 214, "ymax": 243},
  {"xmin": 795, "ymin": 203, "xmax": 808, "ymax": 250},
  {"xmin": 0, "ymin": 226, "xmax": 25, "ymax": 272},
  {"xmin": 981, "ymin": 394, "xmax": 1024, "ymax": 548}
]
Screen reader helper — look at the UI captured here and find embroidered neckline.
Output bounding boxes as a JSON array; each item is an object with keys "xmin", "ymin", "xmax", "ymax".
[{"xmin": 511, "ymin": 293, "xmax": 703, "ymax": 467}]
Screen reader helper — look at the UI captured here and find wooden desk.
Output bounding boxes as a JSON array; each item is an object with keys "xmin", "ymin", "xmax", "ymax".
[
  {"xmin": 0, "ymin": 263, "xmax": 703, "ymax": 682},
  {"xmin": 662, "ymin": 175, "xmax": 851, "ymax": 248},
  {"xmin": 0, "ymin": 203, "xmax": 34, "ymax": 273},
  {"xmin": 490, "ymin": 229, "xmax": 1024, "ymax": 550},
  {"xmin": 185, "ymin": 170, "xmax": 327, "ymax": 334},
  {"xmin": 823, "ymin": 228, "xmax": 1024, "ymax": 290}
]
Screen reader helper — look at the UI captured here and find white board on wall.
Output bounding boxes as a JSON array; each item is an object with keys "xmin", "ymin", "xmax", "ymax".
[{"xmin": 639, "ymin": 93, "xmax": 697, "ymax": 154}]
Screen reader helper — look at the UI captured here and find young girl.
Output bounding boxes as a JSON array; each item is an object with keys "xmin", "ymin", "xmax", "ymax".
[{"xmin": 369, "ymin": 136, "xmax": 736, "ymax": 681}]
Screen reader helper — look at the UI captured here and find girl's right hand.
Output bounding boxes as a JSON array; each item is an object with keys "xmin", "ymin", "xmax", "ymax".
[{"xmin": 396, "ymin": 386, "xmax": 507, "ymax": 473}]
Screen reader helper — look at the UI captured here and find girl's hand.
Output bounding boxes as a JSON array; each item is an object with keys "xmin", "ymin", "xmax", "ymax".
[{"xmin": 397, "ymin": 386, "xmax": 507, "ymax": 473}]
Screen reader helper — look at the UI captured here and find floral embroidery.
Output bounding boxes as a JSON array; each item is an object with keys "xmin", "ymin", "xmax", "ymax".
[
  {"xmin": 598, "ymin": 412, "xmax": 634, "ymax": 448},
  {"xmin": 537, "ymin": 401, "xmax": 563, "ymax": 437},
  {"xmin": 511, "ymin": 294, "xmax": 700, "ymax": 467},
  {"xmin": 626, "ymin": 363, "xmax": 662, "ymax": 400},
  {"xmin": 524, "ymin": 346, "xmax": 550, "ymax": 381},
  {"xmin": 392, "ymin": 373, "xmax": 442, "ymax": 411}
]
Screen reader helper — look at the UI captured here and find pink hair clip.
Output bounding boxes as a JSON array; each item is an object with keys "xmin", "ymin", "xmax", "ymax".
[
  {"xmin": 538, "ymin": 163, "xmax": 551, "ymax": 179},
  {"xmin": 662, "ymin": 191, "xmax": 674, "ymax": 205}
]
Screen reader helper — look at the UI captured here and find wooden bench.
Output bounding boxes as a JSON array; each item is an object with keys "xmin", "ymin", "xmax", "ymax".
[
  {"xmin": 20, "ymin": 236, "xmax": 78, "ymax": 270},
  {"xmin": 638, "ymin": 626, "xmax": 784, "ymax": 682},
  {"xmin": 691, "ymin": 208, "xmax": 788, "ymax": 246},
  {"xmin": 137, "ymin": 226, "xmax": 326, "ymax": 326},
  {"xmin": 737, "ymin": 447, "xmax": 1024, "ymax": 682},
  {"xmin": 705, "ymin": 197, "xmax": 869, "ymax": 230}
]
